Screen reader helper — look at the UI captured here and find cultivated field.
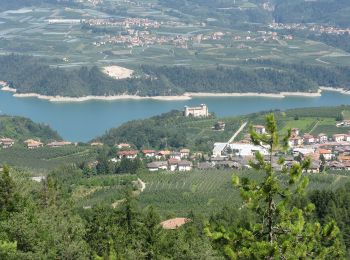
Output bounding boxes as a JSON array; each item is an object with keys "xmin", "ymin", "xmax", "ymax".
[
  {"xmin": 69, "ymin": 169, "xmax": 350, "ymax": 218},
  {"xmin": 1, "ymin": 2, "xmax": 350, "ymax": 71}
]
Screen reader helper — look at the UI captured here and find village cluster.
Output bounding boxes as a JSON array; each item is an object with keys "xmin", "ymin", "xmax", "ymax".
[
  {"xmin": 93, "ymin": 26, "xmax": 294, "ymax": 49},
  {"xmin": 109, "ymin": 122, "xmax": 350, "ymax": 174},
  {"xmin": 2, "ymin": 104, "xmax": 350, "ymax": 174},
  {"xmin": 84, "ymin": 16, "xmax": 296, "ymax": 49},
  {"xmin": 109, "ymin": 106, "xmax": 350, "ymax": 173},
  {"xmin": 0, "ymin": 138, "xmax": 73, "ymax": 149},
  {"xmin": 212, "ymin": 124, "xmax": 350, "ymax": 174}
]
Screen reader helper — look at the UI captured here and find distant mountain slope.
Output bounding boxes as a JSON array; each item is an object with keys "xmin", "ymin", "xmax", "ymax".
[
  {"xmin": 1, "ymin": 55, "xmax": 350, "ymax": 98},
  {"xmin": 0, "ymin": 0, "xmax": 74, "ymax": 11},
  {"xmin": 158, "ymin": 0, "xmax": 273, "ymax": 25},
  {"xmin": 0, "ymin": 115, "xmax": 61, "ymax": 142},
  {"xmin": 273, "ymin": 0, "xmax": 350, "ymax": 27}
]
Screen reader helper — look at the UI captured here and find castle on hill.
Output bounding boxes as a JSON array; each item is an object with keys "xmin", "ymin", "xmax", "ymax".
[{"xmin": 184, "ymin": 104, "xmax": 209, "ymax": 117}]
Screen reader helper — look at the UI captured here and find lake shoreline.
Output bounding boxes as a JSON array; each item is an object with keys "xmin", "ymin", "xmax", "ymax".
[{"xmin": 2, "ymin": 86, "xmax": 349, "ymax": 103}]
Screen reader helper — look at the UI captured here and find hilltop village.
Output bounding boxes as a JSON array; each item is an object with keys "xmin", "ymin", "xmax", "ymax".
[
  {"xmin": 110, "ymin": 106, "xmax": 350, "ymax": 173},
  {"xmin": 110, "ymin": 125, "xmax": 350, "ymax": 174}
]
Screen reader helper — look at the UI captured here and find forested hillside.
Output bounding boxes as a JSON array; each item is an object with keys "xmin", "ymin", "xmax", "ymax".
[
  {"xmin": 158, "ymin": 0, "xmax": 273, "ymax": 26},
  {"xmin": 273, "ymin": 0, "xmax": 350, "ymax": 27},
  {"xmin": 0, "ymin": 0, "xmax": 74, "ymax": 11},
  {"xmin": 3, "ymin": 55, "xmax": 350, "ymax": 97},
  {"xmin": 0, "ymin": 115, "xmax": 61, "ymax": 142},
  {"xmin": 0, "ymin": 55, "xmax": 183, "ymax": 97}
]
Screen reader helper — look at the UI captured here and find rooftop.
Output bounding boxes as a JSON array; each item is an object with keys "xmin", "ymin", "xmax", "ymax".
[{"xmin": 160, "ymin": 218, "xmax": 191, "ymax": 229}]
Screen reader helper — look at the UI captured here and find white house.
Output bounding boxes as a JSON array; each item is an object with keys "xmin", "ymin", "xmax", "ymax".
[
  {"xmin": 306, "ymin": 160, "xmax": 321, "ymax": 174},
  {"xmin": 155, "ymin": 150, "xmax": 171, "ymax": 160},
  {"xmin": 24, "ymin": 139, "xmax": 43, "ymax": 149},
  {"xmin": 31, "ymin": 176, "xmax": 46, "ymax": 182},
  {"xmin": 170, "ymin": 152, "xmax": 182, "ymax": 160},
  {"xmin": 291, "ymin": 128, "xmax": 300, "ymax": 137},
  {"xmin": 47, "ymin": 141, "xmax": 72, "ymax": 148},
  {"xmin": 288, "ymin": 136, "xmax": 303, "ymax": 147},
  {"xmin": 0, "ymin": 138, "xmax": 15, "ymax": 148},
  {"xmin": 318, "ymin": 133, "xmax": 328, "ymax": 143},
  {"xmin": 318, "ymin": 149, "xmax": 333, "ymax": 161},
  {"xmin": 253, "ymin": 125, "xmax": 266, "ymax": 134},
  {"xmin": 180, "ymin": 149, "xmax": 190, "ymax": 159},
  {"xmin": 142, "ymin": 149, "xmax": 156, "ymax": 158},
  {"xmin": 213, "ymin": 142, "xmax": 269, "ymax": 158},
  {"xmin": 303, "ymin": 134, "xmax": 315, "ymax": 145},
  {"xmin": 178, "ymin": 161, "xmax": 192, "ymax": 171},
  {"xmin": 333, "ymin": 134, "xmax": 346, "ymax": 142},
  {"xmin": 116, "ymin": 143, "xmax": 131, "ymax": 149},
  {"xmin": 293, "ymin": 147, "xmax": 315, "ymax": 157},
  {"xmin": 168, "ymin": 158, "xmax": 180, "ymax": 171},
  {"xmin": 147, "ymin": 161, "xmax": 168, "ymax": 171},
  {"xmin": 117, "ymin": 150, "xmax": 138, "ymax": 159}
]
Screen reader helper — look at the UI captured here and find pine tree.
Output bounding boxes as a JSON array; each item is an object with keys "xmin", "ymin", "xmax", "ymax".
[
  {"xmin": 142, "ymin": 206, "xmax": 162, "ymax": 260},
  {"xmin": 0, "ymin": 166, "xmax": 18, "ymax": 220},
  {"xmin": 206, "ymin": 113, "xmax": 345, "ymax": 259}
]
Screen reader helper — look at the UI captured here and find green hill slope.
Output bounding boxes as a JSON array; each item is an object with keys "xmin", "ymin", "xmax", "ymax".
[{"xmin": 0, "ymin": 115, "xmax": 61, "ymax": 142}]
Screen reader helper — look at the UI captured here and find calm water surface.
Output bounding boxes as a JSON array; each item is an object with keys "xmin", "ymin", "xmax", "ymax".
[{"xmin": 0, "ymin": 91, "xmax": 349, "ymax": 141}]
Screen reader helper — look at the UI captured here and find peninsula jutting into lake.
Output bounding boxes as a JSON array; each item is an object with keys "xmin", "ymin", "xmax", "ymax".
[{"xmin": 1, "ymin": 89, "xmax": 350, "ymax": 142}]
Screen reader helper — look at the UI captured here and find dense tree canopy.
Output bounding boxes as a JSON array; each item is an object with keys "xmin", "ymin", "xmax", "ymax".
[
  {"xmin": 2, "ymin": 55, "xmax": 350, "ymax": 98},
  {"xmin": 0, "ymin": 115, "xmax": 61, "ymax": 142},
  {"xmin": 206, "ymin": 114, "xmax": 345, "ymax": 259},
  {"xmin": 273, "ymin": 0, "xmax": 350, "ymax": 27}
]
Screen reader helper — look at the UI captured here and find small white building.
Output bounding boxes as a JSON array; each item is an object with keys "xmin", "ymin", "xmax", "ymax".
[
  {"xmin": 31, "ymin": 176, "xmax": 46, "ymax": 182},
  {"xmin": 24, "ymin": 139, "xmax": 43, "ymax": 149},
  {"xmin": 184, "ymin": 104, "xmax": 208, "ymax": 117},
  {"xmin": 303, "ymin": 134, "xmax": 315, "ymax": 145},
  {"xmin": 318, "ymin": 149, "xmax": 333, "ymax": 161},
  {"xmin": 318, "ymin": 133, "xmax": 328, "ymax": 143},
  {"xmin": 147, "ymin": 161, "xmax": 168, "ymax": 171},
  {"xmin": 213, "ymin": 142, "xmax": 269, "ymax": 158},
  {"xmin": 0, "ymin": 138, "xmax": 15, "ymax": 148},
  {"xmin": 178, "ymin": 161, "xmax": 192, "ymax": 171},
  {"xmin": 117, "ymin": 150, "xmax": 138, "ymax": 159},
  {"xmin": 116, "ymin": 143, "xmax": 131, "ymax": 149},
  {"xmin": 291, "ymin": 128, "xmax": 299, "ymax": 137},
  {"xmin": 293, "ymin": 147, "xmax": 315, "ymax": 158},
  {"xmin": 180, "ymin": 149, "xmax": 190, "ymax": 158},
  {"xmin": 142, "ymin": 150, "xmax": 156, "ymax": 158},
  {"xmin": 253, "ymin": 125, "xmax": 266, "ymax": 134},
  {"xmin": 288, "ymin": 136, "xmax": 303, "ymax": 147},
  {"xmin": 170, "ymin": 152, "xmax": 182, "ymax": 160},
  {"xmin": 47, "ymin": 141, "xmax": 72, "ymax": 148},
  {"xmin": 333, "ymin": 134, "xmax": 346, "ymax": 142},
  {"xmin": 168, "ymin": 158, "xmax": 180, "ymax": 171}
]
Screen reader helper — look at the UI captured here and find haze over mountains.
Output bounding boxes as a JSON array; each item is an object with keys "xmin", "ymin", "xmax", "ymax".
[
  {"xmin": 1, "ymin": 0, "xmax": 350, "ymax": 98},
  {"xmin": 2, "ymin": 0, "xmax": 350, "ymax": 26}
]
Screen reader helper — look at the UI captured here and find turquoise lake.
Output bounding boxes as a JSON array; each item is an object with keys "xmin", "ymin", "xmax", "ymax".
[{"xmin": 0, "ymin": 91, "xmax": 350, "ymax": 142}]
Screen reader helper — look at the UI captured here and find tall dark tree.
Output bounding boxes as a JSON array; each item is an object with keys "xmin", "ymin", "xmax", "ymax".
[{"xmin": 206, "ymin": 114, "xmax": 345, "ymax": 259}]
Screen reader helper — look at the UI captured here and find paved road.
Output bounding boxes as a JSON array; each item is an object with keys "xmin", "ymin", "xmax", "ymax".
[
  {"xmin": 309, "ymin": 120, "xmax": 320, "ymax": 134},
  {"xmin": 228, "ymin": 122, "xmax": 248, "ymax": 143}
]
